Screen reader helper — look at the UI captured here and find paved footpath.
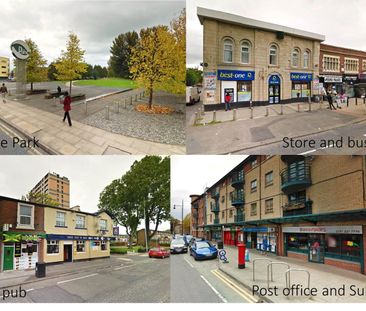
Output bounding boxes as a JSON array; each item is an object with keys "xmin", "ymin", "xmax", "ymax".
[
  {"xmin": 0, "ymin": 99, "xmax": 185, "ymax": 155},
  {"xmin": 219, "ymin": 246, "xmax": 366, "ymax": 303}
]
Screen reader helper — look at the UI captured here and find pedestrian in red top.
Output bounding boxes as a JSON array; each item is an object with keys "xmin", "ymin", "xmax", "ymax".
[
  {"xmin": 62, "ymin": 91, "xmax": 72, "ymax": 126},
  {"xmin": 224, "ymin": 92, "xmax": 232, "ymax": 111}
]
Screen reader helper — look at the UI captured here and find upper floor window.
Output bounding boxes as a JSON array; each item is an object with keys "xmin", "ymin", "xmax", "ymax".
[
  {"xmin": 265, "ymin": 198, "xmax": 274, "ymax": 214},
  {"xmin": 362, "ymin": 60, "xmax": 366, "ymax": 72},
  {"xmin": 223, "ymin": 39, "xmax": 233, "ymax": 63},
  {"xmin": 76, "ymin": 215, "xmax": 86, "ymax": 229},
  {"xmin": 241, "ymin": 41, "xmax": 251, "ymax": 64},
  {"xmin": 99, "ymin": 219, "xmax": 107, "ymax": 231},
  {"xmin": 56, "ymin": 211, "xmax": 66, "ymax": 227},
  {"xmin": 269, "ymin": 44, "xmax": 278, "ymax": 65},
  {"xmin": 292, "ymin": 48, "xmax": 300, "ymax": 67},
  {"xmin": 303, "ymin": 51, "xmax": 310, "ymax": 68},
  {"xmin": 251, "ymin": 179, "xmax": 257, "ymax": 192},
  {"xmin": 17, "ymin": 203, "xmax": 34, "ymax": 229},
  {"xmin": 265, "ymin": 171, "xmax": 273, "ymax": 186},
  {"xmin": 251, "ymin": 159, "xmax": 257, "ymax": 168},
  {"xmin": 344, "ymin": 58, "xmax": 359, "ymax": 73},
  {"xmin": 250, "ymin": 203, "xmax": 257, "ymax": 216},
  {"xmin": 323, "ymin": 55, "xmax": 340, "ymax": 72}
]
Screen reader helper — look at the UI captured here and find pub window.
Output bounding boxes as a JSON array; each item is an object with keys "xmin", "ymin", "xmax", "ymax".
[
  {"xmin": 76, "ymin": 215, "xmax": 86, "ymax": 229},
  {"xmin": 101, "ymin": 241, "xmax": 107, "ymax": 251},
  {"xmin": 250, "ymin": 179, "xmax": 257, "ymax": 192},
  {"xmin": 17, "ymin": 203, "xmax": 34, "ymax": 229},
  {"xmin": 250, "ymin": 203, "xmax": 257, "ymax": 216},
  {"xmin": 56, "ymin": 211, "xmax": 66, "ymax": 227},
  {"xmin": 291, "ymin": 48, "xmax": 300, "ymax": 67},
  {"xmin": 47, "ymin": 240, "xmax": 59, "ymax": 254},
  {"xmin": 269, "ymin": 44, "xmax": 278, "ymax": 65},
  {"xmin": 303, "ymin": 51, "xmax": 310, "ymax": 68},
  {"xmin": 265, "ymin": 198, "xmax": 274, "ymax": 214},
  {"xmin": 76, "ymin": 240, "xmax": 85, "ymax": 252},
  {"xmin": 223, "ymin": 38, "xmax": 233, "ymax": 63},
  {"xmin": 240, "ymin": 40, "xmax": 251, "ymax": 64},
  {"xmin": 99, "ymin": 219, "xmax": 107, "ymax": 231}
]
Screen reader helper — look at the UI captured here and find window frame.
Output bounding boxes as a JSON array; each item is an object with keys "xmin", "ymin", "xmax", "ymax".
[
  {"xmin": 76, "ymin": 240, "xmax": 86, "ymax": 253},
  {"xmin": 99, "ymin": 219, "xmax": 108, "ymax": 231},
  {"xmin": 17, "ymin": 203, "xmax": 35, "ymax": 229},
  {"xmin": 269, "ymin": 44, "xmax": 278, "ymax": 66},
  {"xmin": 250, "ymin": 203, "xmax": 257, "ymax": 216},
  {"xmin": 265, "ymin": 171, "xmax": 274, "ymax": 186},
  {"xmin": 250, "ymin": 179, "xmax": 257, "ymax": 192},
  {"xmin": 75, "ymin": 215, "xmax": 86, "ymax": 229},
  {"xmin": 56, "ymin": 211, "xmax": 66, "ymax": 227},
  {"xmin": 240, "ymin": 40, "xmax": 251, "ymax": 64},
  {"xmin": 303, "ymin": 50, "xmax": 310, "ymax": 68},
  {"xmin": 291, "ymin": 48, "xmax": 300, "ymax": 68},
  {"xmin": 265, "ymin": 198, "xmax": 274, "ymax": 214},
  {"xmin": 47, "ymin": 240, "xmax": 60, "ymax": 255},
  {"xmin": 223, "ymin": 38, "xmax": 234, "ymax": 63}
]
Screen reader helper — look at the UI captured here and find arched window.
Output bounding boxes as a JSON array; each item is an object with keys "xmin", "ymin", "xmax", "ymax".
[
  {"xmin": 241, "ymin": 41, "xmax": 251, "ymax": 64},
  {"xmin": 269, "ymin": 44, "xmax": 278, "ymax": 65},
  {"xmin": 223, "ymin": 39, "xmax": 233, "ymax": 63},
  {"xmin": 292, "ymin": 48, "xmax": 300, "ymax": 67},
  {"xmin": 303, "ymin": 51, "xmax": 310, "ymax": 68}
]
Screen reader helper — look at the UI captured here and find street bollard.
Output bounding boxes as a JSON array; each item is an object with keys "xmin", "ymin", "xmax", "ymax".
[
  {"xmin": 135, "ymin": 94, "xmax": 138, "ymax": 101},
  {"xmin": 105, "ymin": 106, "xmax": 110, "ymax": 120},
  {"xmin": 84, "ymin": 100, "xmax": 87, "ymax": 115},
  {"xmin": 347, "ymin": 96, "xmax": 349, "ymax": 107},
  {"xmin": 233, "ymin": 109, "xmax": 237, "ymax": 121},
  {"xmin": 198, "ymin": 108, "xmax": 201, "ymax": 119},
  {"xmin": 139, "ymin": 93, "xmax": 142, "ymax": 100},
  {"xmin": 130, "ymin": 96, "xmax": 133, "ymax": 105},
  {"xmin": 250, "ymin": 107, "xmax": 253, "ymax": 119},
  {"xmin": 54, "ymin": 97, "xmax": 57, "ymax": 106},
  {"xmin": 280, "ymin": 104, "xmax": 283, "ymax": 115},
  {"xmin": 297, "ymin": 103, "xmax": 300, "ymax": 112},
  {"xmin": 194, "ymin": 112, "xmax": 198, "ymax": 125},
  {"xmin": 213, "ymin": 110, "xmax": 216, "ymax": 122},
  {"xmin": 124, "ymin": 99, "xmax": 127, "ymax": 109},
  {"xmin": 308, "ymin": 101, "xmax": 311, "ymax": 112},
  {"xmin": 356, "ymin": 97, "xmax": 358, "ymax": 105},
  {"xmin": 363, "ymin": 96, "xmax": 366, "ymax": 104},
  {"xmin": 238, "ymin": 243, "xmax": 246, "ymax": 269},
  {"xmin": 201, "ymin": 106, "xmax": 205, "ymax": 116},
  {"xmin": 265, "ymin": 107, "xmax": 269, "ymax": 117}
]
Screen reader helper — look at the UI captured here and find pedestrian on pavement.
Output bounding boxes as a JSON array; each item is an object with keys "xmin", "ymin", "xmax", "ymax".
[
  {"xmin": 326, "ymin": 89, "xmax": 337, "ymax": 110},
  {"xmin": 332, "ymin": 87, "xmax": 341, "ymax": 109},
  {"xmin": 0, "ymin": 83, "xmax": 8, "ymax": 103},
  {"xmin": 62, "ymin": 91, "xmax": 72, "ymax": 126},
  {"xmin": 262, "ymin": 236, "xmax": 268, "ymax": 255},
  {"xmin": 224, "ymin": 92, "xmax": 232, "ymax": 111},
  {"xmin": 57, "ymin": 85, "xmax": 62, "ymax": 94}
]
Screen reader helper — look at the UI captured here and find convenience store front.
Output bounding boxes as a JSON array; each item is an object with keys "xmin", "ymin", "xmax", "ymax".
[
  {"xmin": 290, "ymin": 72, "xmax": 313, "ymax": 99},
  {"xmin": 242, "ymin": 227, "xmax": 277, "ymax": 253},
  {"xmin": 283, "ymin": 225, "xmax": 363, "ymax": 273}
]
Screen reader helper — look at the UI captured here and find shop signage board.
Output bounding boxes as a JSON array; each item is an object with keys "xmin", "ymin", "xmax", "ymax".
[
  {"xmin": 113, "ymin": 227, "xmax": 119, "ymax": 236},
  {"xmin": 282, "ymin": 225, "xmax": 362, "ymax": 234},
  {"xmin": 268, "ymin": 74, "xmax": 280, "ymax": 85},
  {"xmin": 46, "ymin": 234, "xmax": 115, "ymax": 241},
  {"xmin": 10, "ymin": 40, "xmax": 30, "ymax": 60},
  {"xmin": 2, "ymin": 232, "xmax": 45, "ymax": 242},
  {"xmin": 290, "ymin": 72, "xmax": 313, "ymax": 81},
  {"xmin": 321, "ymin": 75, "xmax": 343, "ymax": 83},
  {"xmin": 203, "ymin": 71, "xmax": 216, "ymax": 90},
  {"xmin": 242, "ymin": 227, "xmax": 276, "ymax": 233},
  {"xmin": 218, "ymin": 70, "xmax": 255, "ymax": 81}
]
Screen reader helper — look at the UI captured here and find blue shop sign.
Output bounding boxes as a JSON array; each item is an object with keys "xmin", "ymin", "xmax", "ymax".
[
  {"xmin": 218, "ymin": 70, "xmax": 255, "ymax": 81},
  {"xmin": 291, "ymin": 72, "xmax": 313, "ymax": 82},
  {"xmin": 242, "ymin": 227, "xmax": 268, "ymax": 233},
  {"xmin": 268, "ymin": 75, "xmax": 281, "ymax": 85},
  {"xmin": 46, "ymin": 234, "xmax": 115, "ymax": 241}
]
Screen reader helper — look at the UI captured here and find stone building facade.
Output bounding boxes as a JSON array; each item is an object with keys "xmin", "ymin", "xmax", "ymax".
[
  {"xmin": 190, "ymin": 155, "xmax": 366, "ymax": 274},
  {"xmin": 198, "ymin": 7, "xmax": 325, "ymax": 110}
]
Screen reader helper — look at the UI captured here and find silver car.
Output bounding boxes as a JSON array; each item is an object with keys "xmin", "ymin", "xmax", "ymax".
[{"xmin": 170, "ymin": 238, "xmax": 187, "ymax": 254}]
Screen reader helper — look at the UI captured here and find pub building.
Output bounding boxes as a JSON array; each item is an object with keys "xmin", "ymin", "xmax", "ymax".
[{"xmin": 198, "ymin": 7, "xmax": 324, "ymax": 110}]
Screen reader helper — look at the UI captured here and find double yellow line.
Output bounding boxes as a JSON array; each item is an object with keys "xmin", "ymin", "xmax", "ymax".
[{"xmin": 211, "ymin": 269, "xmax": 259, "ymax": 303}]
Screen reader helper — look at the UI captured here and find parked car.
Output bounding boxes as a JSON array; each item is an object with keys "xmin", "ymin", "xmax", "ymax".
[
  {"xmin": 183, "ymin": 235, "xmax": 193, "ymax": 246},
  {"xmin": 190, "ymin": 240, "xmax": 218, "ymax": 260},
  {"xmin": 148, "ymin": 247, "xmax": 170, "ymax": 259},
  {"xmin": 170, "ymin": 238, "xmax": 187, "ymax": 254},
  {"xmin": 188, "ymin": 237, "xmax": 202, "ymax": 249},
  {"xmin": 186, "ymin": 86, "xmax": 201, "ymax": 105}
]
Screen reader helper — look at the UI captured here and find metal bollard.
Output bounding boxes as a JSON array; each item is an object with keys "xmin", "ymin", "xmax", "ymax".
[
  {"xmin": 364, "ymin": 96, "xmax": 366, "ymax": 104},
  {"xmin": 250, "ymin": 107, "xmax": 253, "ymax": 119},
  {"xmin": 280, "ymin": 104, "xmax": 283, "ymax": 115},
  {"xmin": 265, "ymin": 107, "xmax": 269, "ymax": 117},
  {"xmin": 130, "ymin": 97, "xmax": 133, "ymax": 105},
  {"xmin": 308, "ymin": 101, "xmax": 311, "ymax": 112},
  {"xmin": 117, "ymin": 101, "xmax": 120, "ymax": 113},
  {"xmin": 233, "ymin": 109, "xmax": 237, "ymax": 121},
  {"xmin": 356, "ymin": 97, "xmax": 358, "ymax": 105},
  {"xmin": 347, "ymin": 96, "xmax": 349, "ymax": 107},
  {"xmin": 84, "ymin": 100, "xmax": 87, "ymax": 115},
  {"xmin": 198, "ymin": 108, "xmax": 201, "ymax": 119},
  {"xmin": 213, "ymin": 110, "xmax": 216, "ymax": 122},
  {"xmin": 297, "ymin": 103, "xmax": 300, "ymax": 112},
  {"xmin": 201, "ymin": 106, "xmax": 205, "ymax": 116},
  {"xmin": 194, "ymin": 112, "xmax": 198, "ymax": 125},
  {"xmin": 105, "ymin": 106, "xmax": 110, "ymax": 120}
]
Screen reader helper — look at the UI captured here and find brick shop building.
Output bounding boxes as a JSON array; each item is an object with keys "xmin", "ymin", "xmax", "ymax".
[{"xmin": 191, "ymin": 155, "xmax": 366, "ymax": 274}]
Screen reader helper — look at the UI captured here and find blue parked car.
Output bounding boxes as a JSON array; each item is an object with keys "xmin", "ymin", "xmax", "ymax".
[{"xmin": 190, "ymin": 240, "xmax": 218, "ymax": 260}]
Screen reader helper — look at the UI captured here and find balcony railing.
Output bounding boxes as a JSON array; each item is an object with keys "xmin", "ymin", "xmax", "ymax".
[
  {"xmin": 232, "ymin": 192, "xmax": 244, "ymax": 206},
  {"xmin": 211, "ymin": 188, "xmax": 219, "ymax": 199},
  {"xmin": 234, "ymin": 214, "xmax": 245, "ymax": 222},
  {"xmin": 280, "ymin": 161, "xmax": 311, "ymax": 193},
  {"xmin": 282, "ymin": 199, "xmax": 313, "ymax": 217},
  {"xmin": 214, "ymin": 218, "xmax": 220, "ymax": 225},
  {"xmin": 231, "ymin": 173, "xmax": 244, "ymax": 187},
  {"xmin": 211, "ymin": 202, "xmax": 220, "ymax": 213}
]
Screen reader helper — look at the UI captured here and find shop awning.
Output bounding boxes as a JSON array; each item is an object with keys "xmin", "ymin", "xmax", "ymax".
[{"xmin": 2, "ymin": 232, "xmax": 46, "ymax": 242}]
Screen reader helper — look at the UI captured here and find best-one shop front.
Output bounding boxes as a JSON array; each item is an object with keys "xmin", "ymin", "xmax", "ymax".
[
  {"xmin": 1, "ymin": 231, "xmax": 46, "ymax": 272},
  {"xmin": 44, "ymin": 234, "xmax": 112, "ymax": 263}
]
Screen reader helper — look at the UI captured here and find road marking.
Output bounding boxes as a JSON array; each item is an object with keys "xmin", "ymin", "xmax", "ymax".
[
  {"xmin": 113, "ymin": 263, "xmax": 137, "ymax": 270},
  {"xmin": 116, "ymin": 258, "xmax": 133, "ymax": 262},
  {"xmin": 200, "ymin": 275, "xmax": 227, "ymax": 303},
  {"xmin": 57, "ymin": 273, "xmax": 98, "ymax": 284},
  {"xmin": 0, "ymin": 288, "xmax": 34, "ymax": 299},
  {"xmin": 184, "ymin": 257, "xmax": 194, "ymax": 268},
  {"xmin": 211, "ymin": 270, "xmax": 258, "ymax": 303}
]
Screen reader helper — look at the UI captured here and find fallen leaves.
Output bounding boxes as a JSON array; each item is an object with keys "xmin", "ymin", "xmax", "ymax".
[{"xmin": 135, "ymin": 104, "xmax": 174, "ymax": 114}]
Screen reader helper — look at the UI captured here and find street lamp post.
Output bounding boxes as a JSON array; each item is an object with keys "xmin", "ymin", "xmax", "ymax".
[
  {"xmin": 173, "ymin": 199, "xmax": 184, "ymax": 235},
  {"xmin": 144, "ymin": 193, "xmax": 152, "ymax": 251}
]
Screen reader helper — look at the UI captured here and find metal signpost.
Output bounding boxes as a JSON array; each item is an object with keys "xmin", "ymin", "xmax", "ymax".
[{"xmin": 10, "ymin": 40, "xmax": 30, "ymax": 100}]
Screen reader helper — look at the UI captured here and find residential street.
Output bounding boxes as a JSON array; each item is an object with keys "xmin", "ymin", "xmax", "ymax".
[
  {"xmin": 170, "ymin": 252, "xmax": 258, "ymax": 303},
  {"xmin": 0, "ymin": 254, "xmax": 169, "ymax": 303}
]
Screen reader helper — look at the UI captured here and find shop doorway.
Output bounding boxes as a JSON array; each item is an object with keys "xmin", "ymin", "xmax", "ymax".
[
  {"xmin": 268, "ymin": 75, "xmax": 281, "ymax": 104},
  {"xmin": 308, "ymin": 234, "xmax": 325, "ymax": 263},
  {"xmin": 3, "ymin": 246, "xmax": 14, "ymax": 270},
  {"xmin": 63, "ymin": 244, "xmax": 73, "ymax": 262}
]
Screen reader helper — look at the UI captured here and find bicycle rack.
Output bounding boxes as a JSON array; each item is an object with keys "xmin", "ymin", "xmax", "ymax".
[
  {"xmin": 285, "ymin": 268, "xmax": 311, "ymax": 289},
  {"xmin": 252, "ymin": 258, "xmax": 272, "ymax": 281},
  {"xmin": 267, "ymin": 262, "xmax": 290, "ymax": 289}
]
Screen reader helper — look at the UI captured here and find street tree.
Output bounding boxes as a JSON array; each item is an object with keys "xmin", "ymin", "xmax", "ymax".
[
  {"xmin": 55, "ymin": 32, "xmax": 87, "ymax": 95},
  {"xmin": 183, "ymin": 213, "xmax": 191, "ymax": 234},
  {"xmin": 47, "ymin": 62, "xmax": 58, "ymax": 81},
  {"xmin": 186, "ymin": 68, "xmax": 203, "ymax": 86},
  {"xmin": 25, "ymin": 39, "xmax": 48, "ymax": 91},
  {"xmin": 129, "ymin": 26, "xmax": 177, "ymax": 109},
  {"xmin": 21, "ymin": 191, "xmax": 60, "ymax": 207},
  {"xmin": 109, "ymin": 31, "xmax": 139, "ymax": 78},
  {"xmin": 98, "ymin": 179, "xmax": 140, "ymax": 248}
]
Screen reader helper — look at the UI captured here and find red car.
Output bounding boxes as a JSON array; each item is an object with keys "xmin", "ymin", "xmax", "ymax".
[{"xmin": 148, "ymin": 247, "xmax": 170, "ymax": 259}]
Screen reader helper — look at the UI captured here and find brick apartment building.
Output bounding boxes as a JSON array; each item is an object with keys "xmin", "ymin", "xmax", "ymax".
[
  {"xmin": 320, "ymin": 43, "xmax": 366, "ymax": 97},
  {"xmin": 190, "ymin": 155, "xmax": 366, "ymax": 274}
]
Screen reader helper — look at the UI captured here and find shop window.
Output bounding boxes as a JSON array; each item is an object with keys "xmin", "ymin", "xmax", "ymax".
[
  {"xmin": 269, "ymin": 44, "xmax": 278, "ymax": 65},
  {"xmin": 47, "ymin": 240, "xmax": 59, "ymax": 254},
  {"xmin": 56, "ymin": 211, "xmax": 66, "ymax": 227},
  {"xmin": 265, "ymin": 171, "xmax": 273, "ymax": 186},
  {"xmin": 291, "ymin": 48, "xmax": 300, "ymax": 67},
  {"xmin": 99, "ymin": 219, "xmax": 107, "ymax": 231},
  {"xmin": 237, "ymin": 81, "xmax": 252, "ymax": 102},
  {"xmin": 303, "ymin": 51, "xmax": 310, "ymax": 68},
  {"xmin": 265, "ymin": 198, "xmax": 273, "ymax": 214},
  {"xmin": 223, "ymin": 39, "xmax": 233, "ymax": 63},
  {"xmin": 250, "ymin": 203, "xmax": 257, "ymax": 216},
  {"xmin": 101, "ymin": 241, "xmax": 107, "ymax": 251},
  {"xmin": 76, "ymin": 241, "xmax": 85, "ymax": 253},
  {"xmin": 325, "ymin": 234, "xmax": 361, "ymax": 261},
  {"xmin": 250, "ymin": 179, "xmax": 257, "ymax": 192},
  {"xmin": 76, "ymin": 215, "xmax": 86, "ymax": 229},
  {"xmin": 22, "ymin": 243, "xmax": 37, "ymax": 255},
  {"xmin": 240, "ymin": 41, "xmax": 251, "ymax": 64},
  {"xmin": 286, "ymin": 233, "xmax": 308, "ymax": 253},
  {"xmin": 17, "ymin": 203, "xmax": 34, "ymax": 229}
]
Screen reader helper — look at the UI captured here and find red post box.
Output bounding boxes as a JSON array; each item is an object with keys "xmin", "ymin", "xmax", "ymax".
[{"xmin": 237, "ymin": 243, "xmax": 246, "ymax": 269}]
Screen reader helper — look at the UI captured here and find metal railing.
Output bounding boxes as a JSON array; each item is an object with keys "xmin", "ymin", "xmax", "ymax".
[
  {"xmin": 252, "ymin": 258, "xmax": 272, "ymax": 281},
  {"xmin": 267, "ymin": 262, "xmax": 290, "ymax": 289},
  {"xmin": 285, "ymin": 268, "xmax": 311, "ymax": 289},
  {"xmin": 231, "ymin": 192, "xmax": 244, "ymax": 205},
  {"xmin": 234, "ymin": 214, "xmax": 244, "ymax": 222}
]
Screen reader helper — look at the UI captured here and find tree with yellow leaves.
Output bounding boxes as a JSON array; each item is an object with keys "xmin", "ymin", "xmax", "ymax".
[
  {"xmin": 55, "ymin": 32, "xmax": 87, "ymax": 95},
  {"xmin": 25, "ymin": 39, "xmax": 48, "ymax": 92}
]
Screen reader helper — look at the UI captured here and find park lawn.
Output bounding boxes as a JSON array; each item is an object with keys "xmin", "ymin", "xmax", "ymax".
[{"xmin": 74, "ymin": 78, "xmax": 137, "ymax": 89}]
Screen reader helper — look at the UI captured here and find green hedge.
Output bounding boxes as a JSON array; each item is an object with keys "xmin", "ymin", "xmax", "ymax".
[{"xmin": 111, "ymin": 247, "xmax": 127, "ymax": 254}]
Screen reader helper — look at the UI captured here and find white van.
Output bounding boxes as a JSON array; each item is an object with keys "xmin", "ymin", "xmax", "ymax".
[{"xmin": 186, "ymin": 86, "xmax": 201, "ymax": 104}]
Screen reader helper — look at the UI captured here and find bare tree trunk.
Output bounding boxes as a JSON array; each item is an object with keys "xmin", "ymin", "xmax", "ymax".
[
  {"xmin": 31, "ymin": 82, "xmax": 33, "ymax": 92},
  {"xmin": 69, "ymin": 80, "xmax": 72, "ymax": 96},
  {"xmin": 148, "ymin": 80, "xmax": 153, "ymax": 109}
]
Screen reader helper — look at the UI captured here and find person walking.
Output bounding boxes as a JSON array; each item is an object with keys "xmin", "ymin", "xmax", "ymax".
[
  {"xmin": 224, "ymin": 92, "xmax": 232, "ymax": 111},
  {"xmin": 0, "ymin": 83, "xmax": 8, "ymax": 103},
  {"xmin": 326, "ymin": 88, "xmax": 337, "ymax": 110},
  {"xmin": 262, "ymin": 236, "xmax": 268, "ymax": 256},
  {"xmin": 62, "ymin": 91, "xmax": 72, "ymax": 126}
]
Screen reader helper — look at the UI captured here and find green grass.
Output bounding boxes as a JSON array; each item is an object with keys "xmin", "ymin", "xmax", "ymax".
[
  {"xmin": 110, "ymin": 245, "xmax": 145, "ymax": 252},
  {"xmin": 73, "ymin": 78, "xmax": 137, "ymax": 89},
  {"xmin": 110, "ymin": 247, "xmax": 128, "ymax": 254}
]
